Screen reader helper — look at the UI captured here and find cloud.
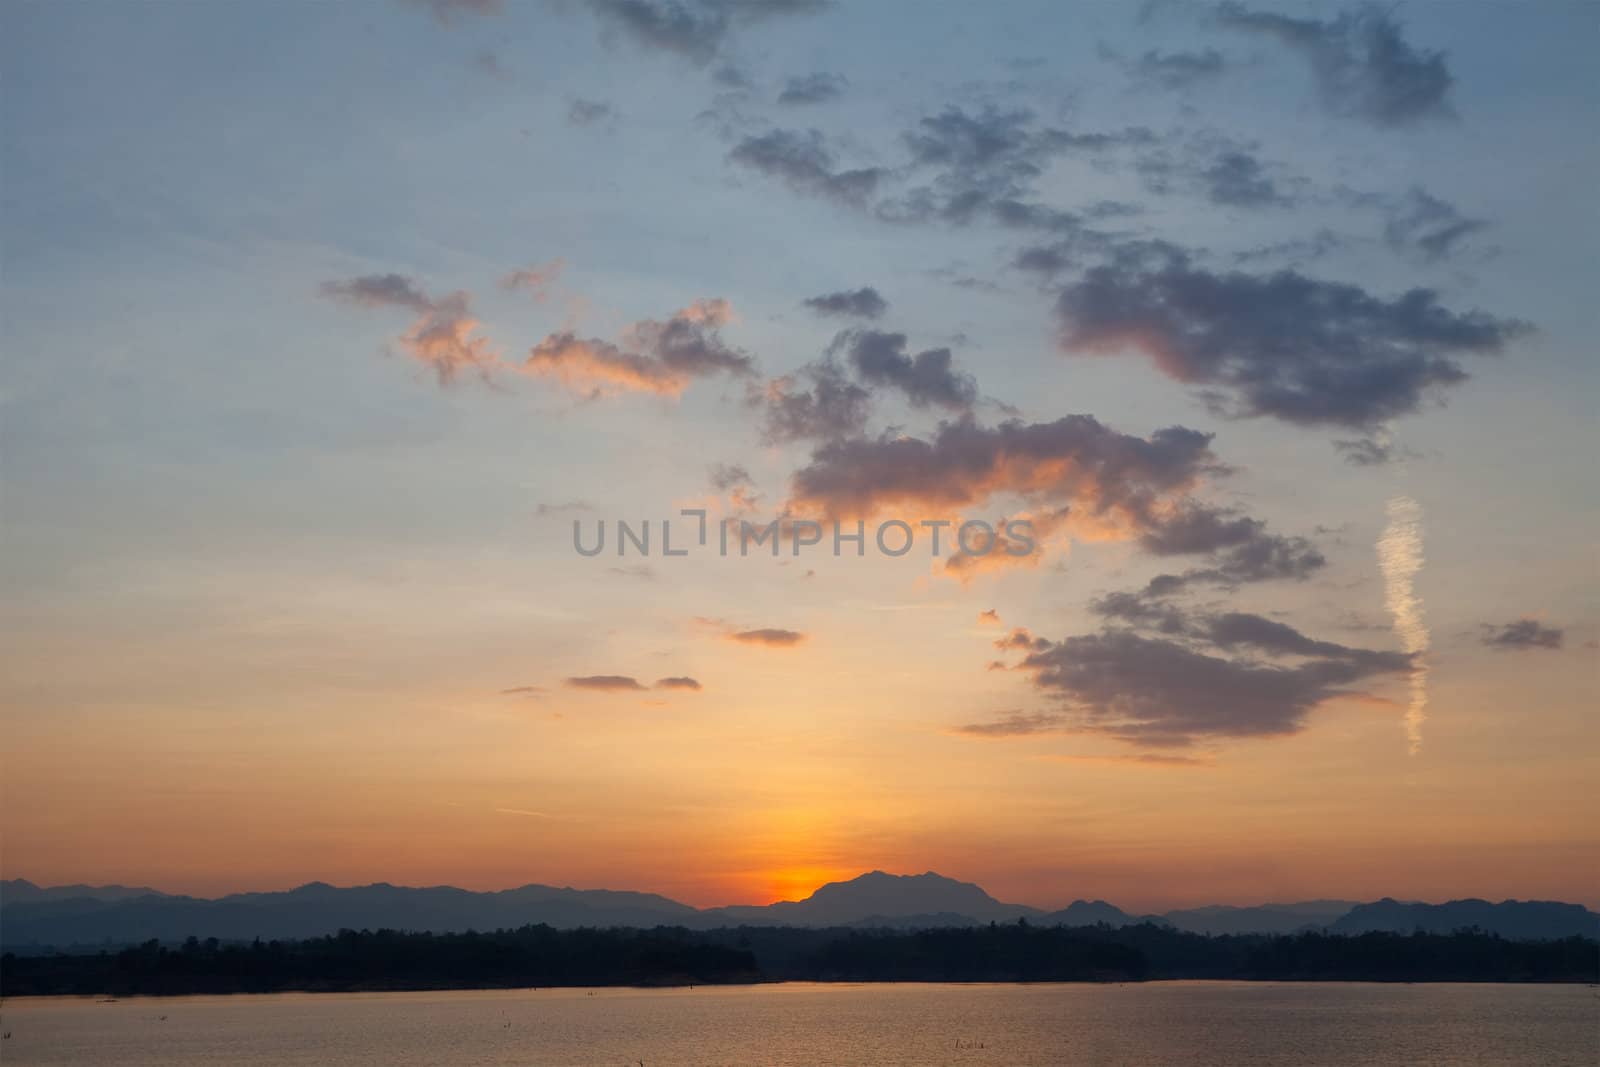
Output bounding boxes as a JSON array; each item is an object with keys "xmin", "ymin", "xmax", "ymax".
[
  {"xmin": 655, "ymin": 676, "xmax": 705, "ymax": 689},
  {"xmin": 709, "ymin": 462, "xmax": 762, "ymax": 510},
  {"xmin": 1481, "ymin": 619, "xmax": 1564, "ymax": 651},
  {"xmin": 788, "ymin": 415, "xmax": 1216, "ymax": 529},
  {"xmin": 709, "ymin": 462, "xmax": 753, "ymax": 490},
  {"xmin": 759, "ymin": 358, "xmax": 873, "ymax": 443},
  {"xmin": 1382, "ymin": 187, "xmax": 1489, "ymax": 263},
  {"xmin": 1216, "ymin": 2, "xmax": 1455, "ymax": 127},
  {"xmin": 1015, "ymin": 628, "xmax": 1409, "ymax": 746},
  {"xmin": 994, "ymin": 627, "xmax": 1050, "ymax": 652},
  {"xmin": 1135, "ymin": 504, "xmax": 1327, "ymax": 592},
  {"xmin": 1335, "ymin": 435, "xmax": 1399, "ymax": 466},
  {"xmin": 607, "ymin": 563, "xmax": 657, "ymax": 580},
  {"xmin": 582, "ymin": 0, "xmax": 827, "ymax": 67},
  {"xmin": 321, "ymin": 274, "xmax": 499, "ymax": 384},
  {"xmin": 1055, "ymin": 260, "xmax": 1529, "ymax": 427},
  {"xmin": 320, "ymin": 273, "xmax": 432, "ymax": 312},
  {"xmin": 500, "ymin": 685, "xmax": 548, "ymax": 696},
  {"xmin": 727, "ymin": 627, "xmax": 808, "ymax": 647},
  {"xmin": 1200, "ymin": 151, "xmax": 1292, "ymax": 207},
  {"xmin": 837, "ymin": 329, "xmax": 977, "ymax": 412},
  {"xmin": 567, "ymin": 97, "xmax": 617, "ymax": 127},
  {"xmin": 565, "ymin": 675, "xmax": 648, "ymax": 691},
  {"xmin": 728, "ymin": 128, "xmax": 887, "ymax": 205},
  {"xmin": 951, "ymin": 711, "xmax": 1063, "ymax": 738},
  {"xmin": 881, "ymin": 105, "xmax": 1155, "ymax": 226},
  {"xmin": 1377, "ymin": 495, "xmax": 1430, "ymax": 754},
  {"xmin": 1132, "ymin": 132, "xmax": 1301, "ymax": 209},
  {"xmin": 500, "ymin": 259, "xmax": 564, "ymax": 299},
  {"xmin": 778, "ymin": 72, "xmax": 846, "ymax": 105},
  {"xmin": 525, "ymin": 298, "xmax": 754, "ymax": 397},
  {"xmin": 803, "ymin": 287, "xmax": 888, "ymax": 319},
  {"xmin": 977, "ymin": 608, "xmax": 1001, "ymax": 626},
  {"xmin": 1128, "ymin": 47, "xmax": 1229, "ymax": 91}
]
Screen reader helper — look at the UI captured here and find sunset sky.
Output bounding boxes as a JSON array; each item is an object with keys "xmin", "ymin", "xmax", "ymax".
[{"xmin": 2, "ymin": 0, "xmax": 1596, "ymax": 912}]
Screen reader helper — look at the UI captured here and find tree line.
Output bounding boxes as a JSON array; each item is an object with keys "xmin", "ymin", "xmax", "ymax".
[{"xmin": 3, "ymin": 920, "xmax": 1595, "ymax": 996}]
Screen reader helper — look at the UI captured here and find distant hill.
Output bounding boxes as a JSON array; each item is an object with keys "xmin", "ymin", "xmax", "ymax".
[
  {"xmin": 4, "ymin": 873, "xmax": 1595, "ymax": 951},
  {"xmin": 1329, "ymin": 898, "xmax": 1600, "ymax": 940},
  {"xmin": 1, "ymin": 878, "xmax": 167, "ymax": 904},
  {"xmin": 703, "ymin": 871, "xmax": 1040, "ymax": 928},
  {"xmin": 1040, "ymin": 899, "xmax": 1168, "ymax": 928},
  {"xmin": 1163, "ymin": 901, "xmax": 1358, "ymax": 936}
]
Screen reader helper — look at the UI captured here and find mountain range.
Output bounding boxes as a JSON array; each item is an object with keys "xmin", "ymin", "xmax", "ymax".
[{"xmin": 3, "ymin": 872, "xmax": 1595, "ymax": 952}]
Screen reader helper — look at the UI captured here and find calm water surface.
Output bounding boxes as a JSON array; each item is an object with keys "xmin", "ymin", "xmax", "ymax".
[{"xmin": 3, "ymin": 981, "xmax": 1596, "ymax": 1066}]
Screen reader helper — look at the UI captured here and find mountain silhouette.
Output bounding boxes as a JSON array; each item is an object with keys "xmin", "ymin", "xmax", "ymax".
[
  {"xmin": 1329, "ymin": 897, "xmax": 1600, "ymax": 940},
  {"xmin": 3, "ymin": 872, "xmax": 1595, "ymax": 951}
]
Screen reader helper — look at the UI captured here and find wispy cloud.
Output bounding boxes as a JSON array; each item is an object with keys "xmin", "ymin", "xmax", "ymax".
[{"xmin": 1377, "ymin": 495, "xmax": 1429, "ymax": 754}]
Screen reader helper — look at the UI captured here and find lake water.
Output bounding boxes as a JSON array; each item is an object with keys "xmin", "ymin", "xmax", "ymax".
[{"xmin": 3, "ymin": 981, "xmax": 1596, "ymax": 1065}]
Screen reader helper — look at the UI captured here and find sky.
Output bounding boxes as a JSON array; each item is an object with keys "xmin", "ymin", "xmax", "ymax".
[{"xmin": 1, "ymin": 0, "xmax": 1596, "ymax": 912}]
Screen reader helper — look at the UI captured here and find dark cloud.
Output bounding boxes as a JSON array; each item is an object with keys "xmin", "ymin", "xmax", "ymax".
[
  {"xmin": 500, "ymin": 685, "xmax": 548, "ymax": 696},
  {"xmin": 1131, "ymin": 47, "xmax": 1229, "ymax": 91},
  {"xmin": 1090, "ymin": 591, "xmax": 1190, "ymax": 634},
  {"xmin": 837, "ymin": 329, "xmax": 977, "ymax": 412},
  {"xmin": 1333, "ymin": 435, "xmax": 1401, "ymax": 466},
  {"xmin": 320, "ymin": 273, "xmax": 432, "ymax": 312},
  {"xmin": 1204, "ymin": 611, "xmax": 1410, "ymax": 673},
  {"xmin": 759, "ymin": 357, "xmax": 873, "ymax": 443},
  {"xmin": 882, "ymin": 105, "xmax": 1155, "ymax": 227},
  {"xmin": 1132, "ymin": 133, "xmax": 1299, "ymax": 209},
  {"xmin": 1016, "ymin": 627, "xmax": 1409, "ymax": 746},
  {"xmin": 565, "ymin": 675, "xmax": 648, "ymax": 691},
  {"xmin": 1232, "ymin": 228, "xmax": 1343, "ymax": 267},
  {"xmin": 728, "ymin": 627, "xmax": 808, "ymax": 647},
  {"xmin": 567, "ymin": 97, "xmax": 617, "ymax": 126},
  {"xmin": 1216, "ymin": 2, "xmax": 1455, "ymax": 127},
  {"xmin": 1141, "ymin": 504, "xmax": 1325, "ymax": 584},
  {"xmin": 778, "ymin": 72, "xmax": 846, "ymax": 105},
  {"xmin": 654, "ymin": 676, "xmax": 704, "ymax": 690},
  {"xmin": 788, "ymin": 414, "xmax": 1216, "ymax": 525},
  {"xmin": 584, "ymin": 0, "xmax": 827, "ymax": 67},
  {"xmin": 803, "ymin": 287, "xmax": 888, "ymax": 319},
  {"xmin": 1481, "ymin": 619, "xmax": 1564, "ymax": 651},
  {"xmin": 1201, "ymin": 151, "xmax": 1291, "ymax": 207},
  {"xmin": 1383, "ymin": 187, "xmax": 1489, "ymax": 263},
  {"xmin": 1055, "ymin": 260, "xmax": 1529, "ymax": 427},
  {"xmin": 728, "ymin": 128, "xmax": 887, "ymax": 205}
]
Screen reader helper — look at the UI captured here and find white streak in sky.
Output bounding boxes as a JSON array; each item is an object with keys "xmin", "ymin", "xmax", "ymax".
[{"xmin": 1377, "ymin": 494, "xmax": 1429, "ymax": 754}]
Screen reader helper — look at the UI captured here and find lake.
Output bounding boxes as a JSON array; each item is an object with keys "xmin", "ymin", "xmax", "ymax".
[{"xmin": 2, "ymin": 981, "xmax": 1595, "ymax": 1065}]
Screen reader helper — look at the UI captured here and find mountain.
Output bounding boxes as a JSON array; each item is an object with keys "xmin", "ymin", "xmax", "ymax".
[
  {"xmin": 1329, "ymin": 898, "xmax": 1600, "ymax": 940},
  {"xmin": 1163, "ymin": 901, "xmax": 1358, "ymax": 936},
  {"xmin": 1, "ymin": 878, "xmax": 167, "ymax": 904},
  {"xmin": 704, "ymin": 871, "xmax": 1040, "ymax": 928},
  {"xmin": 1040, "ymin": 899, "xmax": 1167, "ymax": 928},
  {"xmin": 0, "ymin": 881, "xmax": 700, "ymax": 950},
  {"xmin": 4, "ymin": 874, "xmax": 1596, "ymax": 951}
]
